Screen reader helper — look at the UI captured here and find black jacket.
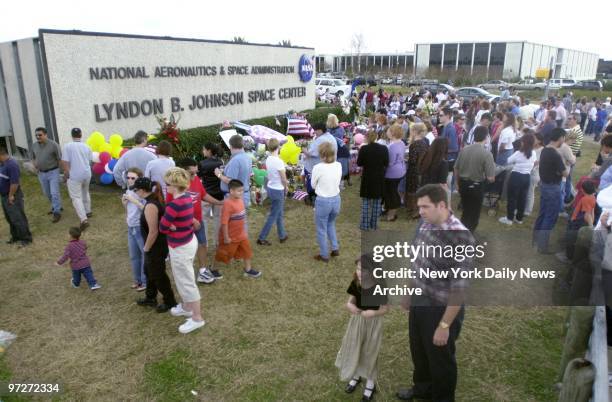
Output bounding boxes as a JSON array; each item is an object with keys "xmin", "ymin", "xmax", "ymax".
[{"xmin": 357, "ymin": 143, "xmax": 389, "ymax": 199}]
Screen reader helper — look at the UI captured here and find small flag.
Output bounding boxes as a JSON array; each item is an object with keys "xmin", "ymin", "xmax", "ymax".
[{"xmin": 292, "ymin": 190, "xmax": 308, "ymax": 201}]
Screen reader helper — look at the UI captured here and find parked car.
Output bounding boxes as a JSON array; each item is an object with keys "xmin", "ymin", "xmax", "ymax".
[
  {"xmin": 455, "ymin": 87, "xmax": 497, "ymax": 102},
  {"xmin": 571, "ymin": 80, "xmax": 603, "ymax": 91},
  {"xmin": 395, "ymin": 75, "xmax": 403, "ymax": 85},
  {"xmin": 352, "ymin": 76, "xmax": 377, "ymax": 86},
  {"xmin": 315, "ymin": 78, "xmax": 353, "ymax": 98},
  {"xmin": 478, "ymin": 80, "xmax": 509, "ymax": 90},
  {"xmin": 513, "ymin": 79, "xmax": 546, "ymax": 90},
  {"xmin": 381, "ymin": 77, "xmax": 394, "ymax": 85},
  {"xmin": 422, "ymin": 83, "xmax": 455, "ymax": 94},
  {"xmin": 548, "ymin": 78, "xmax": 577, "ymax": 89}
]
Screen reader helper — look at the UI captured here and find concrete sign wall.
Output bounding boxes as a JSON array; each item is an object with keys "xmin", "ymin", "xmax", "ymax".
[{"xmin": 39, "ymin": 30, "xmax": 315, "ymax": 146}]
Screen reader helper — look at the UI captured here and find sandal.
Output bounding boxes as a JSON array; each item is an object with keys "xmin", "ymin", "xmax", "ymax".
[
  {"xmin": 362, "ymin": 385, "xmax": 376, "ymax": 401},
  {"xmin": 345, "ymin": 377, "xmax": 361, "ymax": 393}
]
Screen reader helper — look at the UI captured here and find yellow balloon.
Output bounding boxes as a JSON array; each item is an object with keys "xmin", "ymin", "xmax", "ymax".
[
  {"xmin": 110, "ymin": 145, "xmax": 122, "ymax": 159},
  {"xmin": 109, "ymin": 134, "xmax": 123, "ymax": 147},
  {"xmin": 87, "ymin": 131, "xmax": 105, "ymax": 151},
  {"xmin": 99, "ymin": 142, "xmax": 112, "ymax": 154},
  {"xmin": 279, "ymin": 140, "xmax": 301, "ymax": 165}
]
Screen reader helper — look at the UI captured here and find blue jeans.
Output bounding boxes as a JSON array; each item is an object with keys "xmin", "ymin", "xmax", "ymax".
[
  {"xmin": 258, "ymin": 187, "xmax": 287, "ymax": 240},
  {"xmin": 533, "ymin": 183, "xmax": 561, "ymax": 252},
  {"xmin": 38, "ymin": 168, "xmax": 62, "ymax": 213},
  {"xmin": 314, "ymin": 195, "xmax": 341, "ymax": 258},
  {"xmin": 506, "ymin": 171, "xmax": 530, "ymax": 221},
  {"xmin": 127, "ymin": 226, "xmax": 146, "ymax": 285},
  {"xmin": 72, "ymin": 266, "xmax": 97, "ymax": 288},
  {"xmin": 563, "ymin": 165, "xmax": 574, "ymax": 204},
  {"xmin": 496, "ymin": 149, "xmax": 513, "ymax": 166}
]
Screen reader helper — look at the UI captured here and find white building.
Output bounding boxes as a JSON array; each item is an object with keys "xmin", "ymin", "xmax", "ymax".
[
  {"xmin": 414, "ymin": 41, "xmax": 598, "ymax": 80},
  {"xmin": 321, "ymin": 42, "xmax": 598, "ymax": 81}
]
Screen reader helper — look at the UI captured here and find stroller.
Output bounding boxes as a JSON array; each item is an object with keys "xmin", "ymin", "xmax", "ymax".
[{"xmin": 483, "ymin": 165, "xmax": 512, "ymax": 216}]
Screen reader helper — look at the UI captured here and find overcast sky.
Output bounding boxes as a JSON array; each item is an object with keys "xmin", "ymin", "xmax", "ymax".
[{"xmin": 3, "ymin": 0, "xmax": 611, "ymax": 59}]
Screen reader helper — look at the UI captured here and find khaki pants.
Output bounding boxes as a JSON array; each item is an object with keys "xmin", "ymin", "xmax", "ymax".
[
  {"xmin": 168, "ymin": 236, "xmax": 200, "ymax": 303},
  {"xmin": 67, "ymin": 177, "xmax": 91, "ymax": 222}
]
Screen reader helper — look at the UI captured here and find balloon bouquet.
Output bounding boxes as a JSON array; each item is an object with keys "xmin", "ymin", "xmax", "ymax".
[{"xmin": 86, "ymin": 131, "xmax": 128, "ymax": 185}]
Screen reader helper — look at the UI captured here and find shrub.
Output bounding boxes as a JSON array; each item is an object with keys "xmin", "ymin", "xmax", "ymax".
[{"xmin": 149, "ymin": 106, "xmax": 346, "ymax": 159}]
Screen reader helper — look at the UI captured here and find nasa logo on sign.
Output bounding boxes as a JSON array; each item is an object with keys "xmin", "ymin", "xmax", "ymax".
[{"xmin": 298, "ymin": 54, "xmax": 314, "ymax": 82}]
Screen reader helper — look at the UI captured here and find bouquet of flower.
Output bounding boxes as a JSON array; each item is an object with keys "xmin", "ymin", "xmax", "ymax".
[
  {"xmin": 155, "ymin": 114, "xmax": 180, "ymax": 143},
  {"xmin": 154, "ymin": 114, "xmax": 190, "ymax": 159}
]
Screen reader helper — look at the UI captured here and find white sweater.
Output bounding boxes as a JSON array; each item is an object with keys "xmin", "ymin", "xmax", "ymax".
[
  {"xmin": 508, "ymin": 150, "xmax": 537, "ymax": 174},
  {"xmin": 312, "ymin": 161, "xmax": 342, "ymax": 197}
]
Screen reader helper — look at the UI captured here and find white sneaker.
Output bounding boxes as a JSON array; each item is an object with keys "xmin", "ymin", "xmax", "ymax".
[
  {"xmin": 197, "ymin": 268, "xmax": 215, "ymax": 284},
  {"xmin": 559, "ymin": 212, "xmax": 569, "ymax": 219},
  {"xmin": 90, "ymin": 284, "xmax": 102, "ymax": 290},
  {"xmin": 170, "ymin": 304, "xmax": 193, "ymax": 317},
  {"xmin": 498, "ymin": 217, "xmax": 513, "ymax": 225},
  {"xmin": 513, "ymin": 219, "xmax": 524, "ymax": 225},
  {"xmin": 178, "ymin": 318, "xmax": 205, "ymax": 334}
]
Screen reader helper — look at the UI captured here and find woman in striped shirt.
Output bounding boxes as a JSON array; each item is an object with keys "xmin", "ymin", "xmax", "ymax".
[{"xmin": 159, "ymin": 167, "xmax": 205, "ymax": 334}]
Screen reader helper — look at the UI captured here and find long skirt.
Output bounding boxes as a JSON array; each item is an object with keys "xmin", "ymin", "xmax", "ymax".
[{"xmin": 335, "ymin": 314, "xmax": 384, "ymax": 381}]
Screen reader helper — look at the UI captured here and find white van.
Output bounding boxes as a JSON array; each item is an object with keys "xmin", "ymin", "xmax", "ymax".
[{"xmin": 548, "ymin": 79, "xmax": 576, "ymax": 89}]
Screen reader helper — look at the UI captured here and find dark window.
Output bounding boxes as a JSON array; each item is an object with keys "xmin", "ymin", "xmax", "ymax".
[
  {"xmin": 360, "ymin": 56, "xmax": 367, "ymax": 71},
  {"xmin": 390, "ymin": 56, "xmax": 398, "ymax": 68},
  {"xmin": 490, "ymin": 43, "xmax": 506, "ymax": 66},
  {"xmin": 407, "ymin": 55, "xmax": 414, "ymax": 66},
  {"xmin": 474, "ymin": 43, "xmax": 489, "ymax": 66},
  {"xmin": 367, "ymin": 56, "xmax": 375, "ymax": 67},
  {"xmin": 443, "ymin": 44, "xmax": 457, "ymax": 67},
  {"xmin": 375, "ymin": 56, "xmax": 381, "ymax": 67},
  {"xmin": 398, "ymin": 55, "xmax": 406, "ymax": 67},
  {"xmin": 382, "ymin": 56, "xmax": 390, "ymax": 68},
  {"xmin": 429, "ymin": 44, "xmax": 443, "ymax": 67},
  {"xmin": 458, "ymin": 43, "xmax": 473, "ymax": 66}
]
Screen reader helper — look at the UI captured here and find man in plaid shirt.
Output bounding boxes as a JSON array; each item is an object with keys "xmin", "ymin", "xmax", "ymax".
[{"xmin": 397, "ymin": 184, "xmax": 474, "ymax": 402}]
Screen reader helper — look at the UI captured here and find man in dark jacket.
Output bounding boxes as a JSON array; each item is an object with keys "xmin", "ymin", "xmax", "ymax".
[{"xmin": 357, "ymin": 130, "xmax": 389, "ymax": 230}]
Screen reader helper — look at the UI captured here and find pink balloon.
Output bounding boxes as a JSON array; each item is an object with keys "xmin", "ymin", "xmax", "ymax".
[
  {"xmin": 354, "ymin": 133, "xmax": 365, "ymax": 146},
  {"xmin": 99, "ymin": 151, "xmax": 112, "ymax": 164},
  {"xmin": 92, "ymin": 162, "xmax": 106, "ymax": 176},
  {"xmin": 119, "ymin": 148, "xmax": 129, "ymax": 157}
]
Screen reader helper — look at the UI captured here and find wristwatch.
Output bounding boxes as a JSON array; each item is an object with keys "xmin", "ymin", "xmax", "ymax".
[{"xmin": 438, "ymin": 321, "xmax": 450, "ymax": 329}]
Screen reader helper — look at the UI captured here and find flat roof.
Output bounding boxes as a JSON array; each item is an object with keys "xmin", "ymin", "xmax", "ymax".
[
  {"xmin": 415, "ymin": 41, "xmax": 598, "ymax": 57},
  {"xmin": 37, "ymin": 28, "xmax": 315, "ymax": 50}
]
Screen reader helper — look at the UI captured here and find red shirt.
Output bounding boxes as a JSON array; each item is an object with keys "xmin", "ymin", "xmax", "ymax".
[
  {"xmin": 166, "ymin": 176, "xmax": 206, "ymax": 222},
  {"xmin": 57, "ymin": 239, "xmax": 91, "ymax": 270},
  {"xmin": 160, "ymin": 194, "xmax": 194, "ymax": 248}
]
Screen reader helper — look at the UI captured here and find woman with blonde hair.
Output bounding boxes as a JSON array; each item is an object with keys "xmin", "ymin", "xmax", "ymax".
[
  {"xmin": 159, "ymin": 167, "xmax": 205, "ymax": 334},
  {"xmin": 312, "ymin": 142, "xmax": 342, "ymax": 262},
  {"xmin": 382, "ymin": 124, "xmax": 406, "ymax": 221},
  {"xmin": 405, "ymin": 123, "xmax": 429, "ymax": 218}
]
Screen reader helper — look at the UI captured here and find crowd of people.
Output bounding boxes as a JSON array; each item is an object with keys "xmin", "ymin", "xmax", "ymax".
[{"xmin": 1, "ymin": 84, "xmax": 612, "ymax": 400}]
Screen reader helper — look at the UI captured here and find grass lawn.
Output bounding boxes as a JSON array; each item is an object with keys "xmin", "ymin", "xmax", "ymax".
[{"xmin": 0, "ymin": 137, "xmax": 602, "ymax": 401}]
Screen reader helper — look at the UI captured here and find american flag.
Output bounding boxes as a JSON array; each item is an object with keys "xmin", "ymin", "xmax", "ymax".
[
  {"xmin": 286, "ymin": 116, "xmax": 314, "ymax": 137},
  {"xmin": 292, "ymin": 190, "xmax": 309, "ymax": 201}
]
